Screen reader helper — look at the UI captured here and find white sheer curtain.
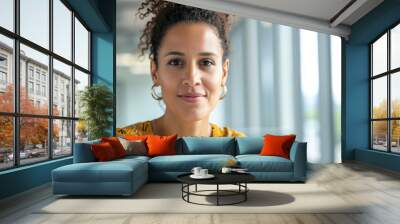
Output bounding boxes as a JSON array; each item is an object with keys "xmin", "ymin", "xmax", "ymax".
[{"xmin": 211, "ymin": 19, "xmax": 342, "ymax": 164}]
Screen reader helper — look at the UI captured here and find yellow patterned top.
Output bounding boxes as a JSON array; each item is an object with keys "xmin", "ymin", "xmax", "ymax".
[{"xmin": 116, "ymin": 120, "xmax": 245, "ymax": 137}]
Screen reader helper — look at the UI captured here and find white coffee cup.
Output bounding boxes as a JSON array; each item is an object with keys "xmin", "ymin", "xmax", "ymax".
[
  {"xmin": 221, "ymin": 167, "xmax": 232, "ymax": 173},
  {"xmin": 191, "ymin": 167, "xmax": 202, "ymax": 176},
  {"xmin": 200, "ymin": 169, "xmax": 208, "ymax": 176}
]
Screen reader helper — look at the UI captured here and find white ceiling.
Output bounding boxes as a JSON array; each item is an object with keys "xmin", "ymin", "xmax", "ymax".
[
  {"xmin": 117, "ymin": 0, "xmax": 384, "ymax": 39},
  {"xmin": 227, "ymin": 0, "xmax": 352, "ymax": 22},
  {"xmin": 167, "ymin": 0, "xmax": 384, "ymax": 37},
  {"xmin": 224, "ymin": 0, "xmax": 384, "ymax": 26}
]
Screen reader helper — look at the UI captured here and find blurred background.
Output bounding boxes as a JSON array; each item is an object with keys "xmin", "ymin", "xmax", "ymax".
[{"xmin": 116, "ymin": 0, "xmax": 342, "ymax": 164}]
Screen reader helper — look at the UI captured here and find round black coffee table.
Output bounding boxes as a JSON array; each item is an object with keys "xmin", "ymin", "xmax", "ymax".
[{"xmin": 177, "ymin": 172, "xmax": 255, "ymax": 206}]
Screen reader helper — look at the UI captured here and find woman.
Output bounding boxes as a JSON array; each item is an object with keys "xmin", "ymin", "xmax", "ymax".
[{"xmin": 117, "ymin": 0, "xmax": 244, "ymax": 137}]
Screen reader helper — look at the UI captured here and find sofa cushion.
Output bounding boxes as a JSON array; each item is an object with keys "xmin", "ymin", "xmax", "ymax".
[
  {"xmin": 148, "ymin": 154, "xmax": 235, "ymax": 172},
  {"xmin": 114, "ymin": 155, "xmax": 150, "ymax": 164},
  {"xmin": 236, "ymin": 137, "xmax": 263, "ymax": 155},
  {"xmin": 236, "ymin": 155, "xmax": 293, "ymax": 172},
  {"xmin": 73, "ymin": 140, "xmax": 100, "ymax": 163},
  {"xmin": 177, "ymin": 137, "xmax": 236, "ymax": 155},
  {"xmin": 52, "ymin": 158, "xmax": 147, "ymax": 183}
]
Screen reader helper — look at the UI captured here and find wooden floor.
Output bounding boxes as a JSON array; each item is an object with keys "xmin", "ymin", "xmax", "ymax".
[{"xmin": 1, "ymin": 162, "xmax": 400, "ymax": 224}]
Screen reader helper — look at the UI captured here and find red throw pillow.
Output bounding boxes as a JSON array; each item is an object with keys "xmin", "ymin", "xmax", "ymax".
[
  {"xmin": 91, "ymin": 142, "xmax": 117, "ymax": 161},
  {"xmin": 101, "ymin": 137, "xmax": 127, "ymax": 158},
  {"xmin": 260, "ymin": 134, "xmax": 296, "ymax": 159},
  {"xmin": 146, "ymin": 135, "xmax": 177, "ymax": 157}
]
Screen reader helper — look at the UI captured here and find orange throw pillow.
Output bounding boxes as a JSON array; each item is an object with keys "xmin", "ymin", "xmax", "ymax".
[
  {"xmin": 101, "ymin": 137, "xmax": 127, "ymax": 158},
  {"xmin": 91, "ymin": 142, "xmax": 117, "ymax": 161},
  {"xmin": 260, "ymin": 134, "xmax": 296, "ymax": 159},
  {"xmin": 146, "ymin": 135, "xmax": 177, "ymax": 157}
]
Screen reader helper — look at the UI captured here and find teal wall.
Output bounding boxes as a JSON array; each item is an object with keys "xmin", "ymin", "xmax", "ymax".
[
  {"xmin": 355, "ymin": 148, "xmax": 400, "ymax": 172},
  {"xmin": 343, "ymin": 0, "xmax": 400, "ymax": 171},
  {"xmin": 0, "ymin": 158, "xmax": 72, "ymax": 199},
  {"xmin": 0, "ymin": 0, "xmax": 116, "ymax": 200},
  {"xmin": 91, "ymin": 0, "xmax": 116, "ymax": 135}
]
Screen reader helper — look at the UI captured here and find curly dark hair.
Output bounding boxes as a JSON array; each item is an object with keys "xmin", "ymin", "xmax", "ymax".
[{"xmin": 137, "ymin": 0, "xmax": 232, "ymax": 65}]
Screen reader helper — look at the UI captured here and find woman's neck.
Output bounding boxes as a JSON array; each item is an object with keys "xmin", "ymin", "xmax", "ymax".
[{"xmin": 152, "ymin": 112, "xmax": 211, "ymax": 137}]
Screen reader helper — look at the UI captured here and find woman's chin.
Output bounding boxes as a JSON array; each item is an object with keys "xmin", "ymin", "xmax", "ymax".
[
  {"xmin": 176, "ymin": 109, "xmax": 209, "ymax": 122},
  {"xmin": 166, "ymin": 99, "xmax": 212, "ymax": 121}
]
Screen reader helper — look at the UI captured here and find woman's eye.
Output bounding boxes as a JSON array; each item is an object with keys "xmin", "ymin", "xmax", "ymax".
[
  {"xmin": 200, "ymin": 59, "xmax": 215, "ymax": 67},
  {"xmin": 167, "ymin": 59, "xmax": 183, "ymax": 66}
]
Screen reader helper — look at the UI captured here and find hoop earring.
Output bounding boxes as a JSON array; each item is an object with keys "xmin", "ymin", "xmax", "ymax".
[
  {"xmin": 151, "ymin": 84, "xmax": 163, "ymax": 100},
  {"xmin": 219, "ymin": 85, "xmax": 228, "ymax": 100}
]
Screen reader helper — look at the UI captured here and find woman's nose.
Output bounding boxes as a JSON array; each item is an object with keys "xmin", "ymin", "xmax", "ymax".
[{"xmin": 182, "ymin": 62, "xmax": 201, "ymax": 86}]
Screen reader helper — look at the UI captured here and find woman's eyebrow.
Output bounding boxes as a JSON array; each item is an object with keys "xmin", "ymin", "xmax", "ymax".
[
  {"xmin": 164, "ymin": 51, "xmax": 184, "ymax": 57},
  {"xmin": 198, "ymin": 52, "xmax": 217, "ymax": 57},
  {"xmin": 163, "ymin": 51, "xmax": 217, "ymax": 57}
]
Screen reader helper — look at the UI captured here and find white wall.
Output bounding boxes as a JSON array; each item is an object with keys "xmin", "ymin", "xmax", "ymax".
[{"xmin": 116, "ymin": 72, "xmax": 163, "ymax": 128}]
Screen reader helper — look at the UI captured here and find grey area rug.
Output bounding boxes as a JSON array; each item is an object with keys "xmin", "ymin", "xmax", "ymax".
[{"xmin": 37, "ymin": 183, "xmax": 363, "ymax": 214}]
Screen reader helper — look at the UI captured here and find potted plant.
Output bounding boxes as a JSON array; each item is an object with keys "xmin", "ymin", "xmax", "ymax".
[{"xmin": 79, "ymin": 84, "xmax": 113, "ymax": 140}]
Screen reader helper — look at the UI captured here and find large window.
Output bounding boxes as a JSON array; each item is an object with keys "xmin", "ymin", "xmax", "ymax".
[
  {"xmin": 0, "ymin": 0, "xmax": 91, "ymax": 171},
  {"xmin": 370, "ymin": 22, "xmax": 400, "ymax": 153}
]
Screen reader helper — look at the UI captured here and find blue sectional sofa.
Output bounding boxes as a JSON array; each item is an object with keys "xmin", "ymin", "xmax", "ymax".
[{"xmin": 52, "ymin": 137, "xmax": 307, "ymax": 196}]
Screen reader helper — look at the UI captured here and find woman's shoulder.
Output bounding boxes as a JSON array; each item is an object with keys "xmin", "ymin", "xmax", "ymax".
[
  {"xmin": 210, "ymin": 123, "xmax": 245, "ymax": 137},
  {"xmin": 116, "ymin": 120, "xmax": 153, "ymax": 136}
]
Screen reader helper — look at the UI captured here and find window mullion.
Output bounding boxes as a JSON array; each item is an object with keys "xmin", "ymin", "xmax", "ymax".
[
  {"xmin": 388, "ymin": 29, "xmax": 391, "ymax": 153},
  {"xmin": 13, "ymin": 0, "xmax": 20, "ymax": 167},
  {"xmin": 49, "ymin": 0, "xmax": 54, "ymax": 160},
  {"xmin": 71, "ymin": 10, "xmax": 76, "ymax": 155},
  {"xmin": 370, "ymin": 45, "xmax": 373, "ymax": 149}
]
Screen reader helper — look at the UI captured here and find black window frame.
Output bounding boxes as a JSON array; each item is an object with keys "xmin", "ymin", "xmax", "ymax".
[
  {"xmin": 370, "ymin": 19, "xmax": 400, "ymax": 154},
  {"xmin": 0, "ymin": 0, "xmax": 92, "ymax": 171}
]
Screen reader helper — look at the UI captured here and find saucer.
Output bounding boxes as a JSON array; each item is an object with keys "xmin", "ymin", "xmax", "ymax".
[
  {"xmin": 190, "ymin": 174, "xmax": 215, "ymax": 179},
  {"xmin": 232, "ymin": 170, "xmax": 249, "ymax": 174}
]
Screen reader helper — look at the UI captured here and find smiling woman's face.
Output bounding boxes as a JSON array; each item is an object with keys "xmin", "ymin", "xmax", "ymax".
[{"xmin": 151, "ymin": 22, "xmax": 229, "ymax": 122}]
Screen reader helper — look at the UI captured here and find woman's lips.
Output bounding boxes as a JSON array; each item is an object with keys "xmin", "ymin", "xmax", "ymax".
[{"xmin": 178, "ymin": 94, "xmax": 206, "ymax": 103}]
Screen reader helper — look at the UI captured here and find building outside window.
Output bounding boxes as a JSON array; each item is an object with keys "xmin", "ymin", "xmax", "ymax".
[
  {"xmin": 35, "ymin": 83, "xmax": 40, "ymax": 95},
  {"xmin": 35, "ymin": 70, "xmax": 40, "ymax": 81},
  {"xmin": 0, "ymin": 71, "xmax": 7, "ymax": 86},
  {"xmin": 41, "ymin": 73, "xmax": 46, "ymax": 83},
  {"xmin": 0, "ymin": 54, "xmax": 7, "ymax": 67},
  {"xmin": 54, "ymin": 89, "xmax": 58, "ymax": 103},
  {"xmin": 0, "ymin": 54, "xmax": 7, "ymax": 88},
  {"xmin": 42, "ymin": 85, "xmax": 46, "ymax": 97},
  {"xmin": 28, "ymin": 67, "xmax": 34, "ymax": 80},
  {"xmin": 28, "ymin": 81, "xmax": 34, "ymax": 94}
]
